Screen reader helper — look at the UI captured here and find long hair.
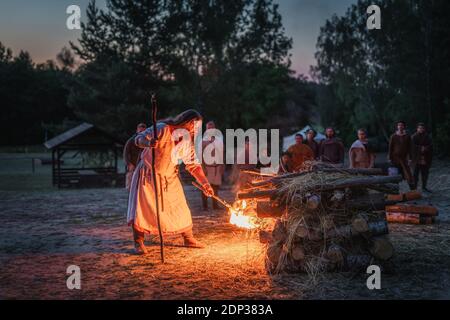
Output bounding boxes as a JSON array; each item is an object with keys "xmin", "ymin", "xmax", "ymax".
[{"xmin": 161, "ymin": 109, "xmax": 203, "ymax": 127}]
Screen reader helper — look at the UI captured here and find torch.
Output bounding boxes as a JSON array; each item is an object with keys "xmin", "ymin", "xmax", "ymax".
[{"xmin": 192, "ymin": 181, "xmax": 233, "ymax": 210}]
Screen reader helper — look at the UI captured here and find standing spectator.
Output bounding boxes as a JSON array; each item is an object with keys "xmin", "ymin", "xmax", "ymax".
[
  {"xmin": 319, "ymin": 127, "xmax": 345, "ymax": 166},
  {"xmin": 201, "ymin": 121, "xmax": 224, "ymax": 210},
  {"xmin": 305, "ymin": 129, "xmax": 320, "ymax": 160},
  {"xmin": 349, "ymin": 129, "xmax": 375, "ymax": 169},
  {"xmin": 388, "ymin": 121, "xmax": 415, "ymax": 190},
  {"xmin": 286, "ymin": 134, "xmax": 314, "ymax": 172},
  {"xmin": 411, "ymin": 123, "xmax": 433, "ymax": 192},
  {"xmin": 123, "ymin": 123, "xmax": 147, "ymax": 190}
]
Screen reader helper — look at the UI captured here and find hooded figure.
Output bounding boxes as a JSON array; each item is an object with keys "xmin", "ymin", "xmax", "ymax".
[{"xmin": 127, "ymin": 110, "xmax": 214, "ymax": 254}]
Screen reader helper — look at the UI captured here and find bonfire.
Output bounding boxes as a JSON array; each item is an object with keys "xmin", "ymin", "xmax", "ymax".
[{"xmin": 233, "ymin": 162, "xmax": 403, "ymax": 275}]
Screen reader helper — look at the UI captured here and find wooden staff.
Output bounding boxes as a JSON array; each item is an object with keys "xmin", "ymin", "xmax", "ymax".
[{"xmin": 151, "ymin": 93, "xmax": 164, "ymax": 263}]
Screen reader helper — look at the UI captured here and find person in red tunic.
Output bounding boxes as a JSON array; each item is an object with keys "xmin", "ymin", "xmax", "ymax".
[{"xmin": 286, "ymin": 134, "xmax": 314, "ymax": 172}]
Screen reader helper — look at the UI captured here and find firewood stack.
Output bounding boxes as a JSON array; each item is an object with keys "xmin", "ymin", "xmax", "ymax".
[{"xmin": 238, "ymin": 164, "xmax": 403, "ymax": 274}]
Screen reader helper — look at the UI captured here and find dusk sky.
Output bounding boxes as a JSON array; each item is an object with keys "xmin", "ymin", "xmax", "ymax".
[{"xmin": 0, "ymin": 0, "xmax": 356, "ymax": 76}]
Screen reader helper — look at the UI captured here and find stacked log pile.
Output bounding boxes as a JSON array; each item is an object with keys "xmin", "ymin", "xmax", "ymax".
[{"xmin": 238, "ymin": 165, "xmax": 402, "ymax": 274}]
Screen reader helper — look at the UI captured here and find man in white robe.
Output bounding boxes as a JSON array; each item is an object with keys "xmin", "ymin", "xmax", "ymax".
[{"xmin": 127, "ymin": 110, "xmax": 214, "ymax": 255}]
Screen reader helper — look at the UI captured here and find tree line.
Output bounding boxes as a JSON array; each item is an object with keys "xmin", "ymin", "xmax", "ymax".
[
  {"xmin": 313, "ymin": 0, "xmax": 450, "ymax": 153},
  {"xmin": 0, "ymin": 0, "xmax": 449, "ymax": 155}
]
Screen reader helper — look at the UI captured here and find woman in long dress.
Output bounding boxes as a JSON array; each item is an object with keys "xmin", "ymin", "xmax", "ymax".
[{"xmin": 127, "ymin": 110, "xmax": 214, "ymax": 254}]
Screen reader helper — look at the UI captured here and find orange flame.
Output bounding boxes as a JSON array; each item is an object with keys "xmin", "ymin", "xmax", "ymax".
[{"xmin": 229, "ymin": 200, "xmax": 258, "ymax": 229}]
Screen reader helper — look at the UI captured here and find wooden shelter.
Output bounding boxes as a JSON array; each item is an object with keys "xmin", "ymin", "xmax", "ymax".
[{"xmin": 44, "ymin": 123, "xmax": 124, "ymax": 188}]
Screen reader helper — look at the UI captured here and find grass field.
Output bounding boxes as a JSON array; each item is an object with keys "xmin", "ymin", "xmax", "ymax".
[
  {"xmin": 0, "ymin": 152, "xmax": 53, "ymax": 191},
  {"xmin": 0, "ymin": 152, "xmax": 126, "ymax": 191}
]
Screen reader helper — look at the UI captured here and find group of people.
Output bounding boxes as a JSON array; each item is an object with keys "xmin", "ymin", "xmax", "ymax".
[
  {"xmin": 282, "ymin": 122, "xmax": 433, "ymax": 192},
  {"xmin": 122, "ymin": 110, "xmax": 434, "ymax": 255},
  {"xmin": 282, "ymin": 127, "xmax": 346, "ymax": 172},
  {"xmin": 389, "ymin": 121, "xmax": 433, "ymax": 192}
]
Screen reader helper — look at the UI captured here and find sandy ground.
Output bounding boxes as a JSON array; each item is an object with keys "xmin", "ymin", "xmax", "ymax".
[{"xmin": 1, "ymin": 161, "xmax": 450, "ymax": 300}]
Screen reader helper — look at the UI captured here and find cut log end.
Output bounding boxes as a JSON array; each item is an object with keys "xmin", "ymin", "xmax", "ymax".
[
  {"xmin": 352, "ymin": 215, "xmax": 369, "ymax": 234},
  {"xmin": 306, "ymin": 194, "xmax": 321, "ymax": 210}
]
